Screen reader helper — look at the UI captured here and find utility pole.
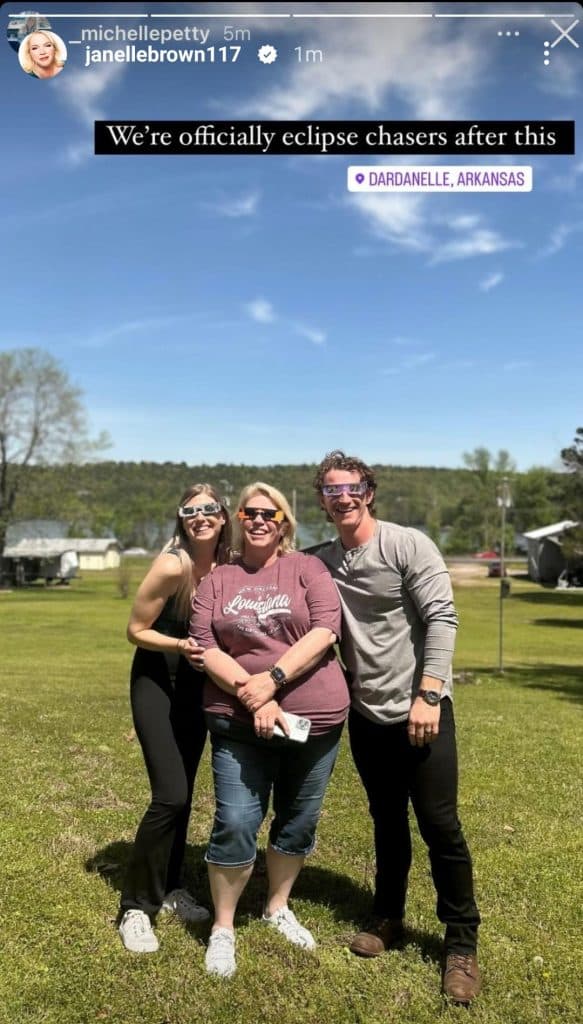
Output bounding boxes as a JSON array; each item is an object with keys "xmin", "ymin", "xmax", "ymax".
[{"xmin": 497, "ymin": 477, "xmax": 512, "ymax": 672}]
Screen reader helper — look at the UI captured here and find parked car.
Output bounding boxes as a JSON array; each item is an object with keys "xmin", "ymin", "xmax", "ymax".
[{"xmin": 487, "ymin": 560, "xmax": 507, "ymax": 578}]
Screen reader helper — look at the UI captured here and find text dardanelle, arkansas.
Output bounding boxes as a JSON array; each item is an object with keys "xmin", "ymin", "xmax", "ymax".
[{"xmin": 368, "ymin": 169, "xmax": 527, "ymax": 187}]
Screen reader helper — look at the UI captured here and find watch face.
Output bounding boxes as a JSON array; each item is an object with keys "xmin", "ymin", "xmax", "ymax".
[{"xmin": 421, "ymin": 690, "xmax": 440, "ymax": 706}]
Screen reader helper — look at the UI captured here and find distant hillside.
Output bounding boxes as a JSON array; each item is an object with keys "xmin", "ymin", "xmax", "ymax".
[{"xmin": 11, "ymin": 461, "xmax": 565, "ymax": 554}]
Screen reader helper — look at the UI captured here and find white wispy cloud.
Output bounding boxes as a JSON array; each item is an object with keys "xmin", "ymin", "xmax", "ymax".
[
  {"xmin": 294, "ymin": 324, "xmax": 327, "ymax": 345},
  {"xmin": 245, "ymin": 298, "xmax": 327, "ymax": 344},
  {"xmin": 57, "ymin": 63, "xmax": 125, "ymax": 127},
  {"xmin": 537, "ymin": 221, "xmax": 583, "ymax": 258},
  {"xmin": 82, "ymin": 314, "xmax": 195, "ymax": 349},
  {"xmin": 245, "ymin": 298, "xmax": 276, "ymax": 324},
  {"xmin": 55, "ymin": 63, "xmax": 126, "ymax": 166},
  {"xmin": 536, "ymin": 47, "xmax": 582, "ymax": 100},
  {"xmin": 64, "ymin": 140, "xmax": 94, "ymax": 167},
  {"xmin": 206, "ymin": 192, "xmax": 260, "ymax": 218},
  {"xmin": 430, "ymin": 227, "xmax": 517, "ymax": 265},
  {"xmin": 546, "ymin": 160, "xmax": 583, "ymax": 192},
  {"xmin": 381, "ymin": 349, "xmax": 436, "ymax": 375},
  {"xmin": 349, "ymin": 193, "xmax": 429, "ymax": 252},
  {"xmin": 479, "ymin": 272, "xmax": 504, "ymax": 292},
  {"xmin": 233, "ymin": 6, "xmax": 489, "ymax": 121},
  {"xmin": 448, "ymin": 214, "xmax": 481, "ymax": 231},
  {"xmin": 350, "ymin": 191, "xmax": 518, "ymax": 264}
]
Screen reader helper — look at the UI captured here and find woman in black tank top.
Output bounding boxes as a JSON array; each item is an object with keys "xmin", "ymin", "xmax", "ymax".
[{"xmin": 118, "ymin": 483, "xmax": 231, "ymax": 953}]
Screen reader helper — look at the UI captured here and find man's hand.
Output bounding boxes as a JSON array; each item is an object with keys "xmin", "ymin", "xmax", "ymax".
[
  {"xmin": 253, "ymin": 700, "xmax": 290, "ymax": 740},
  {"xmin": 235, "ymin": 672, "xmax": 277, "ymax": 713},
  {"xmin": 407, "ymin": 697, "xmax": 441, "ymax": 747}
]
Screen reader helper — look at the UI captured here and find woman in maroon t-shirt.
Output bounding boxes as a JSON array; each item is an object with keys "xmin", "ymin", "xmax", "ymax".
[{"xmin": 189, "ymin": 482, "xmax": 349, "ymax": 979}]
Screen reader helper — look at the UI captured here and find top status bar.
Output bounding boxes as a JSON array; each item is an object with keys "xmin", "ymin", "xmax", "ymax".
[{"xmin": 38, "ymin": 12, "xmax": 579, "ymax": 20}]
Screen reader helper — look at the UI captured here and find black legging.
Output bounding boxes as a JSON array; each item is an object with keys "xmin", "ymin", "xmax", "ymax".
[{"xmin": 120, "ymin": 648, "xmax": 207, "ymax": 919}]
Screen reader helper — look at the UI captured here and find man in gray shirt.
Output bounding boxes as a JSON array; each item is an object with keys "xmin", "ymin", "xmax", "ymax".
[{"xmin": 313, "ymin": 450, "xmax": 481, "ymax": 1005}]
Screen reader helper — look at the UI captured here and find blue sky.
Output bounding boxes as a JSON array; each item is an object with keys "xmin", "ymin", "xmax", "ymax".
[{"xmin": 2, "ymin": 1, "xmax": 582, "ymax": 470}]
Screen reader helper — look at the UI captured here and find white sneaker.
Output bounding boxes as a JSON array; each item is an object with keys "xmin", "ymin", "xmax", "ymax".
[
  {"xmin": 118, "ymin": 909, "xmax": 159, "ymax": 953},
  {"xmin": 262, "ymin": 905, "xmax": 316, "ymax": 949},
  {"xmin": 161, "ymin": 888, "xmax": 210, "ymax": 923},
  {"xmin": 205, "ymin": 927, "xmax": 236, "ymax": 978}
]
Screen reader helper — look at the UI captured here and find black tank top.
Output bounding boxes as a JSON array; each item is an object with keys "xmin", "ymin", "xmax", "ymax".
[{"xmin": 151, "ymin": 548, "xmax": 189, "ymax": 639}]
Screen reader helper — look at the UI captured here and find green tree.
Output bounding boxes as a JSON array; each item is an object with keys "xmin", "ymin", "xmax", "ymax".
[
  {"xmin": 446, "ymin": 448, "xmax": 516, "ymax": 553},
  {"xmin": 561, "ymin": 427, "xmax": 583, "ymax": 513},
  {"xmin": 0, "ymin": 348, "xmax": 110, "ymax": 554},
  {"xmin": 512, "ymin": 467, "xmax": 563, "ymax": 535},
  {"xmin": 560, "ymin": 428, "xmax": 583, "ymax": 573}
]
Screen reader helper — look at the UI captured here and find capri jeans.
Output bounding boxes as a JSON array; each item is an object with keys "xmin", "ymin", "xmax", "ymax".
[{"xmin": 205, "ymin": 714, "xmax": 343, "ymax": 867}]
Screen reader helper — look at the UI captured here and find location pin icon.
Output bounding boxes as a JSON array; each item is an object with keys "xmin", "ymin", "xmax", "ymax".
[{"xmin": 355, "ymin": 173, "xmax": 365, "ymax": 184}]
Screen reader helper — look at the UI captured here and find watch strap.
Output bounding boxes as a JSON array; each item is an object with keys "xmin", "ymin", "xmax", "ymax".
[
  {"xmin": 269, "ymin": 664, "xmax": 287, "ymax": 689},
  {"xmin": 417, "ymin": 689, "xmax": 442, "ymax": 706}
]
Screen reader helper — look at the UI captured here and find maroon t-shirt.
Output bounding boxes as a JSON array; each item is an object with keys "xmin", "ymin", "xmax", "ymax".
[{"xmin": 190, "ymin": 551, "xmax": 349, "ymax": 734}]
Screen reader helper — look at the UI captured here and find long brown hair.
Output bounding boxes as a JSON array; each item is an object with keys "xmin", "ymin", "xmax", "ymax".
[{"xmin": 163, "ymin": 483, "xmax": 232, "ymax": 620}]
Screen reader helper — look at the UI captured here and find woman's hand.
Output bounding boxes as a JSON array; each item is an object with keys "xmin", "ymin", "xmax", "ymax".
[
  {"xmin": 253, "ymin": 701, "xmax": 290, "ymax": 740},
  {"xmin": 178, "ymin": 638, "xmax": 206, "ymax": 671},
  {"xmin": 235, "ymin": 672, "xmax": 277, "ymax": 712}
]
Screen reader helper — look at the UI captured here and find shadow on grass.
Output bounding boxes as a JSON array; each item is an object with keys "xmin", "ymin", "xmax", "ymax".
[
  {"xmin": 86, "ymin": 839, "xmax": 210, "ymax": 924},
  {"xmin": 532, "ymin": 618, "xmax": 583, "ymax": 629},
  {"xmin": 460, "ymin": 663, "xmax": 583, "ymax": 706},
  {"xmin": 85, "ymin": 841, "xmax": 444, "ymax": 960},
  {"xmin": 511, "ymin": 590, "xmax": 583, "ymax": 606}
]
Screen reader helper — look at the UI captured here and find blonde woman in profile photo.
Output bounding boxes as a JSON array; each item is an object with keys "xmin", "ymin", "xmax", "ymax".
[{"xmin": 19, "ymin": 31, "xmax": 67, "ymax": 79}]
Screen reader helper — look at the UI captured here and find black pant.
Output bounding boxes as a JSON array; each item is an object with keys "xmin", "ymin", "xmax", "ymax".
[
  {"xmin": 349, "ymin": 699, "xmax": 480, "ymax": 954},
  {"xmin": 120, "ymin": 648, "xmax": 207, "ymax": 919}
]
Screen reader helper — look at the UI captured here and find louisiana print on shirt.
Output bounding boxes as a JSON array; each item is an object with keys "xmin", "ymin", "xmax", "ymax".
[{"xmin": 223, "ymin": 582, "xmax": 292, "ymax": 638}]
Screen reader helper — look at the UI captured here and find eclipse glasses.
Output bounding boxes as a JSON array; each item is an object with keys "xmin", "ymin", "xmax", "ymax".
[
  {"xmin": 178, "ymin": 502, "xmax": 223, "ymax": 518},
  {"xmin": 320, "ymin": 482, "xmax": 368, "ymax": 497},
  {"xmin": 237, "ymin": 507, "xmax": 285, "ymax": 523}
]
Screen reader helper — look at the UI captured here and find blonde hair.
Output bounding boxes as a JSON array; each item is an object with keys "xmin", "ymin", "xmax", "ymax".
[
  {"xmin": 163, "ymin": 483, "xmax": 232, "ymax": 620},
  {"xmin": 19, "ymin": 31, "xmax": 67, "ymax": 75},
  {"xmin": 232, "ymin": 482, "xmax": 296, "ymax": 557}
]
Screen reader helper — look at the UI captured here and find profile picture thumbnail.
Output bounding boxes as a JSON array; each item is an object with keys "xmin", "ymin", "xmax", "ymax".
[{"xmin": 18, "ymin": 30, "xmax": 67, "ymax": 79}]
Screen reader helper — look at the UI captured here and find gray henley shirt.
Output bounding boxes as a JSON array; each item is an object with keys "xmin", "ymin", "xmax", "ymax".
[{"xmin": 316, "ymin": 520, "xmax": 458, "ymax": 724}]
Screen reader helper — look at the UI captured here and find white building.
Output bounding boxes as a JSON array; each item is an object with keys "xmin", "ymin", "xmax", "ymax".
[
  {"xmin": 522, "ymin": 521, "xmax": 579, "ymax": 583},
  {"xmin": 3, "ymin": 537, "xmax": 121, "ymax": 582}
]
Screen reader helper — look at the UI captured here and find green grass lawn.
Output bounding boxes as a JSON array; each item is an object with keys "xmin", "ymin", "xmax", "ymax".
[{"xmin": 0, "ymin": 570, "xmax": 581, "ymax": 1024}]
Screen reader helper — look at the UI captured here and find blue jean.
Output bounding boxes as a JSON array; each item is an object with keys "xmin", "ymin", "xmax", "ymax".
[{"xmin": 205, "ymin": 714, "xmax": 343, "ymax": 867}]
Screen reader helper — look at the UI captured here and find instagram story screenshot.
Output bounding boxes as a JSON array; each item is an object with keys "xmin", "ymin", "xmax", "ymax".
[{"xmin": 1, "ymin": 3, "xmax": 582, "ymax": 1024}]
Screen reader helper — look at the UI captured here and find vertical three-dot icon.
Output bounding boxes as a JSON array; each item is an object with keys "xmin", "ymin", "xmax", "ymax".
[{"xmin": 543, "ymin": 41, "xmax": 550, "ymax": 66}]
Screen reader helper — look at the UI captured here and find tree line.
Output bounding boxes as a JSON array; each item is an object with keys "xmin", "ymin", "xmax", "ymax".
[
  {"xmin": 9, "ymin": 455, "xmax": 572, "ymax": 555},
  {"xmin": 1, "ymin": 348, "xmax": 580, "ymax": 556}
]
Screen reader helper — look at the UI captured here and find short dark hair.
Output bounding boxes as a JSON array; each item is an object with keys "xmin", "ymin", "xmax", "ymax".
[{"xmin": 314, "ymin": 450, "xmax": 377, "ymax": 517}]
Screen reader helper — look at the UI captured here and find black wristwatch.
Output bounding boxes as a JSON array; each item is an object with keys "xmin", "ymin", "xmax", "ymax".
[
  {"xmin": 269, "ymin": 665, "xmax": 287, "ymax": 689},
  {"xmin": 417, "ymin": 689, "xmax": 442, "ymax": 707}
]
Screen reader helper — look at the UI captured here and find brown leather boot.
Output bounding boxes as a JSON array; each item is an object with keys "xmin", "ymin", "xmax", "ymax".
[
  {"xmin": 442, "ymin": 952, "xmax": 482, "ymax": 1003},
  {"xmin": 349, "ymin": 918, "xmax": 404, "ymax": 957}
]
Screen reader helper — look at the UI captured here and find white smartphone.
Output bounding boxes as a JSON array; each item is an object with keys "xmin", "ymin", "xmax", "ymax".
[{"xmin": 273, "ymin": 712, "xmax": 312, "ymax": 743}]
